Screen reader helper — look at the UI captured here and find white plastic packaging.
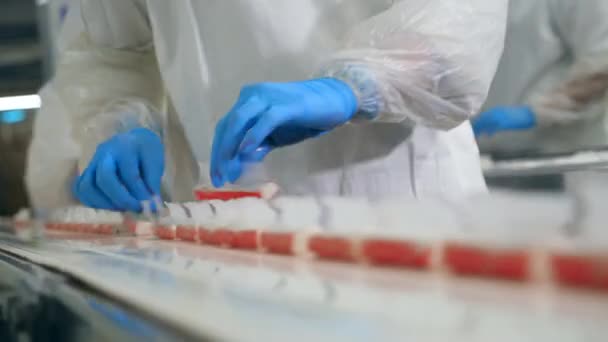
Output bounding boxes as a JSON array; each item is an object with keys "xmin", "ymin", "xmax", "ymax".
[
  {"xmin": 320, "ymin": 197, "xmax": 377, "ymax": 234},
  {"xmin": 374, "ymin": 198, "xmax": 460, "ymax": 242},
  {"xmin": 183, "ymin": 201, "xmax": 214, "ymax": 227},
  {"xmin": 270, "ymin": 197, "xmax": 322, "ymax": 232},
  {"xmin": 453, "ymin": 191, "xmax": 573, "ymax": 248},
  {"xmin": 206, "ymin": 200, "xmax": 239, "ymax": 231},
  {"xmin": 232, "ymin": 198, "xmax": 276, "ymax": 232}
]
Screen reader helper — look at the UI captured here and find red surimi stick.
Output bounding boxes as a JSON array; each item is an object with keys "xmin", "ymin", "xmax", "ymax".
[
  {"xmin": 443, "ymin": 242, "xmax": 531, "ymax": 281},
  {"xmin": 198, "ymin": 227, "xmax": 213, "ymax": 245},
  {"xmin": 308, "ymin": 234, "xmax": 358, "ymax": 262},
  {"xmin": 551, "ymin": 253, "xmax": 608, "ymax": 290},
  {"xmin": 361, "ymin": 238, "xmax": 433, "ymax": 269},
  {"xmin": 194, "ymin": 190, "xmax": 262, "ymax": 201},
  {"xmin": 208, "ymin": 228, "xmax": 236, "ymax": 247},
  {"xmin": 155, "ymin": 225, "xmax": 176, "ymax": 240},
  {"xmin": 194, "ymin": 183, "xmax": 279, "ymax": 201},
  {"xmin": 232, "ymin": 230, "xmax": 259, "ymax": 250},
  {"xmin": 176, "ymin": 225, "xmax": 198, "ymax": 242},
  {"xmin": 260, "ymin": 231, "xmax": 296, "ymax": 255}
]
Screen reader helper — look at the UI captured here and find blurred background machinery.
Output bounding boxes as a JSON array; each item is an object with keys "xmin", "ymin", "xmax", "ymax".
[
  {"xmin": 0, "ymin": 0, "xmax": 41, "ymax": 216},
  {"xmin": 0, "ymin": 0, "xmax": 67, "ymax": 216}
]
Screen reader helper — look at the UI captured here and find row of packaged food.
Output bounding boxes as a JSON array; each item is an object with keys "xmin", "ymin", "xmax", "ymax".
[{"xmin": 13, "ymin": 191, "xmax": 606, "ymax": 291}]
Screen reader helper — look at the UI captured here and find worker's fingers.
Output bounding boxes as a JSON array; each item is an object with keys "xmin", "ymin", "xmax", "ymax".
[
  {"xmin": 115, "ymin": 136, "xmax": 154, "ymax": 202},
  {"xmin": 239, "ymin": 144, "xmax": 273, "ymax": 163},
  {"xmin": 211, "ymin": 95, "xmax": 268, "ymax": 188},
  {"xmin": 96, "ymin": 154, "xmax": 142, "ymax": 212},
  {"xmin": 224, "ymin": 145, "xmax": 273, "ymax": 184},
  {"xmin": 210, "ymin": 117, "xmax": 228, "ymax": 188},
  {"xmin": 220, "ymin": 96, "xmax": 269, "ymax": 160},
  {"xmin": 137, "ymin": 130, "xmax": 165, "ymax": 196},
  {"xmin": 239, "ymin": 105, "xmax": 291, "ymax": 156},
  {"xmin": 213, "ymin": 97, "xmax": 269, "ymax": 187},
  {"xmin": 74, "ymin": 157, "xmax": 117, "ymax": 211},
  {"xmin": 266, "ymin": 126, "xmax": 326, "ymax": 147},
  {"xmin": 224, "ymin": 158, "xmax": 244, "ymax": 184}
]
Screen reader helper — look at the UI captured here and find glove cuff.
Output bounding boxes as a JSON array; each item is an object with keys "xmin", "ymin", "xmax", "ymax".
[
  {"xmin": 78, "ymin": 98, "xmax": 163, "ymax": 172},
  {"xmin": 82, "ymin": 98, "xmax": 163, "ymax": 140},
  {"xmin": 318, "ymin": 63, "xmax": 381, "ymax": 121}
]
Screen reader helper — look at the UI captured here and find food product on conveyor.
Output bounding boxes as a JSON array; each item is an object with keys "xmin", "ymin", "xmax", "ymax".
[{"xmin": 16, "ymin": 190, "xmax": 608, "ymax": 293}]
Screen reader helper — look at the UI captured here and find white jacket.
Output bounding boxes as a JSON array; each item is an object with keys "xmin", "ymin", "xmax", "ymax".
[
  {"xmin": 479, "ymin": 0, "xmax": 608, "ymax": 154},
  {"xmin": 26, "ymin": 0, "xmax": 507, "ymax": 209}
]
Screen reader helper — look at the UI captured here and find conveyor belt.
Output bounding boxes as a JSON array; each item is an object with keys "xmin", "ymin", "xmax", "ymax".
[
  {"xmin": 482, "ymin": 150, "xmax": 608, "ymax": 177},
  {"xmin": 2, "ymin": 233, "xmax": 608, "ymax": 342}
]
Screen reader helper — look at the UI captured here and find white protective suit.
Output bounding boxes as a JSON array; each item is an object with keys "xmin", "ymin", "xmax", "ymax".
[
  {"xmin": 479, "ymin": 0, "xmax": 608, "ymax": 154},
  {"xmin": 26, "ymin": 0, "xmax": 82, "ymax": 209},
  {"xmin": 26, "ymin": 0, "xmax": 507, "ymax": 208}
]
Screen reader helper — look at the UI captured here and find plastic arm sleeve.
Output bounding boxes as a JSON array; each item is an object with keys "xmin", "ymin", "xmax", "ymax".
[
  {"xmin": 52, "ymin": 0, "xmax": 165, "ymax": 172},
  {"xmin": 530, "ymin": 0, "xmax": 608, "ymax": 127},
  {"xmin": 316, "ymin": 0, "xmax": 508, "ymax": 130}
]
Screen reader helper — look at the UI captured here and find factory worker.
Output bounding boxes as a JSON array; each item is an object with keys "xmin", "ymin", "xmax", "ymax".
[
  {"xmin": 26, "ymin": 0, "xmax": 81, "ymax": 209},
  {"xmin": 27, "ymin": 0, "xmax": 507, "ymax": 212},
  {"xmin": 474, "ymin": 0, "xmax": 608, "ymax": 154}
]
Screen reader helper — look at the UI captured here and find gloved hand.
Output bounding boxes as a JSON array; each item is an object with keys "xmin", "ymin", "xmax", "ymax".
[
  {"xmin": 210, "ymin": 78, "xmax": 359, "ymax": 188},
  {"xmin": 473, "ymin": 106, "xmax": 537, "ymax": 136},
  {"xmin": 72, "ymin": 128, "xmax": 164, "ymax": 212}
]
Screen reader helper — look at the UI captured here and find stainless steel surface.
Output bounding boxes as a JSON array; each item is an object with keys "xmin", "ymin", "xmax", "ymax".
[
  {"xmin": 0, "ymin": 0, "xmax": 44, "ymax": 215},
  {"xmin": 482, "ymin": 151, "xmax": 608, "ymax": 177},
  {"xmin": 0, "ymin": 248, "xmax": 190, "ymax": 341},
  {"xmin": 2, "ymin": 233, "xmax": 607, "ymax": 342}
]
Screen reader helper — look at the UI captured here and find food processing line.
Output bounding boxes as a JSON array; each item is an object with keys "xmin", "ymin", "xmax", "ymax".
[{"xmin": 2, "ymin": 169, "xmax": 608, "ymax": 341}]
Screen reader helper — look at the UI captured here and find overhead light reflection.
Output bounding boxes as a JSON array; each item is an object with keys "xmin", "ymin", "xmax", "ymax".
[{"xmin": 0, "ymin": 95, "xmax": 41, "ymax": 112}]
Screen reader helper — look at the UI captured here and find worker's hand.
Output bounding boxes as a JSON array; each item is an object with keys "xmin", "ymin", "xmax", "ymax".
[
  {"xmin": 210, "ymin": 78, "xmax": 358, "ymax": 188},
  {"xmin": 473, "ymin": 106, "xmax": 537, "ymax": 136},
  {"xmin": 72, "ymin": 128, "xmax": 164, "ymax": 212}
]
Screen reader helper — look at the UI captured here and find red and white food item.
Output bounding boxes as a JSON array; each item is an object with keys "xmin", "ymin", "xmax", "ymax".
[
  {"xmin": 442, "ymin": 193, "xmax": 570, "ymax": 282},
  {"xmin": 155, "ymin": 217, "xmax": 176, "ymax": 240},
  {"xmin": 13, "ymin": 208, "xmax": 31, "ymax": 230},
  {"xmin": 550, "ymin": 222, "xmax": 608, "ymax": 290},
  {"xmin": 42, "ymin": 188, "xmax": 608, "ymax": 295},
  {"xmin": 156, "ymin": 202, "xmax": 196, "ymax": 240},
  {"xmin": 308, "ymin": 198, "xmax": 376, "ymax": 263},
  {"xmin": 259, "ymin": 183, "xmax": 280, "ymax": 200},
  {"xmin": 229, "ymin": 198, "xmax": 276, "ymax": 250},
  {"xmin": 173, "ymin": 202, "xmax": 207, "ymax": 242},
  {"xmin": 260, "ymin": 197, "xmax": 321, "ymax": 256},
  {"xmin": 443, "ymin": 243, "xmax": 532, "ymax": 281},
  {"xmin": 197, "ymin": 200, "xmax": 239, "ymax": 247},
  {"xmin": 123, "ymin": 216, "xmax": 155, "ymax": 236},
  {"xmin": 364, "ymin": 199, "xmax": 458, "ymax": 270},
  {"xmin": 44, "ymin": 207, "xmax": 108, "ymax": 234},
  {"xmin": 94, "ymin": 211, "xmax": 125, "ymax": 235},
  {"xmin": 551, "ymin": 252, "xmax": 608, "ymax": 290},
  {"xmin": 189, "ymin": 202, "xmax": 214, "ymax": 244},
  {"xmin": 77, "ymin": 208, "xmax": 96, "ymax": 233},
  {"xmin": 175, "ymin": 220, "xmax": 198, "ymax": 242},
  {"xmin": 193, "ymin": 182, "xmax": 280, "ymax": 202}
]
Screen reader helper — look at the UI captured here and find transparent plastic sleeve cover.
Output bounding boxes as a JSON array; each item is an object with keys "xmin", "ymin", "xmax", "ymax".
[{"xmin": 318, "ymin": 0, "xmax": 508, "ymax": 129}]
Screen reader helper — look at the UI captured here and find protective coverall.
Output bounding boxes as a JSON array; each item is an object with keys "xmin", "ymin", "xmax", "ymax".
[
  {"xmin": 478, "ymin": 0, "xmax": 608, "ymax": 154},
  {"xmin": 26, "ymin": 0, "xmax": 507, "ymax": 210}
]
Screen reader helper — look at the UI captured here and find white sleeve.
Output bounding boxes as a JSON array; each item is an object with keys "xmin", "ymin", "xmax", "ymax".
[
  {"xmin": 530, "ymin": 0, "xmax": 608, "ymax": 127},
  {"xmin": 317, "ymin": 0, "xmax": 508, "ymax": 130},
  {"xmin": 50, "ymin": 0, "xmax": 166, "ymax": 172},
  {"xmin": 26, "ymin": 84, "xmax": 80, "ymax": 210}
]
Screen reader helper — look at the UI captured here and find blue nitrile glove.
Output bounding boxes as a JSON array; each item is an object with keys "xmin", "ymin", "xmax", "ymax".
[
  {"xmin": 73, "ymin": 128, "xmax": 164, "ymax": 212},
  {"xmin": 473, "ymin": 106, "xmax": 537, "ymax": 136},
  {"xmin": 210, "ymin": 78, "xmax": 359, "ymax": 188}
]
